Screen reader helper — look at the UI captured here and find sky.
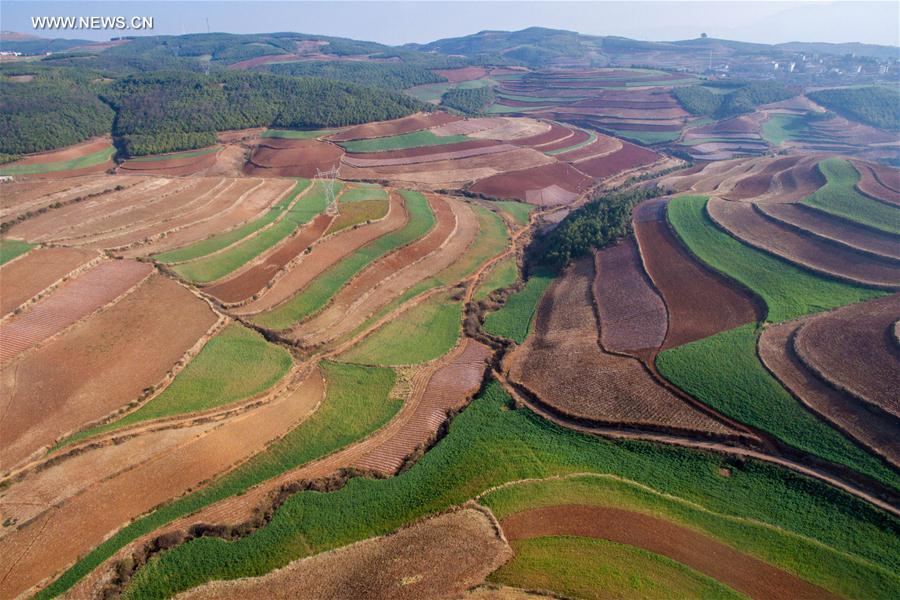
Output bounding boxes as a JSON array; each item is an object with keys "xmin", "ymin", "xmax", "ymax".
[{"xmin": 3, "ymin": 1, "xmax": 899, "ymax": 47}]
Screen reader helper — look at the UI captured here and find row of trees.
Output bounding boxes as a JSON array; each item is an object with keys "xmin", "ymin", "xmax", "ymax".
[
  {"xmin": 673, "ymin": 81, "xmax": 796, "ymax": 118},
  {"xmin": 440, "ymin": 86, "xmax": 495, "ymax": 114},
  {"xmin": 808, "ymin": 86, "xmax": 899, "ymax": 131},
  {"xmin": 265, "ymin": 61, "xmax": 445, "ymax": 89}
]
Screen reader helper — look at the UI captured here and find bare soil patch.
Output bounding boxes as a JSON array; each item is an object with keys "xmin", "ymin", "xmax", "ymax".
[
  {"xmin": 852, "ymin": 160, "xmax": 900, "ymax": 206},
  {"xmin": 11, "ymin": 138, "xmax": 110, "ymax": 166},
  {"xmin": 510, "ymin": 121, "xmax": 574, "ymax": 148},
  {"xmin": 574, "ymin": 141, "xmax": 658, "ymax": 179},
  {"xmin": 245, "ymin": 139, "xmax": 344, "ymax": 178},
  {"xmin": 120, "ymin": 150, "xmax": 219, "ymax": 176},
  {"xmin": 554, "ymin": 133, "xmax": 622, "ymax": 162},
  {"xmin": 0, "ymin": 247, "xmax": 98, "ymax": 316},
  {"xmin": 466, "ymin": 118, "xmax": 551, "ymax": 141},
  {"xmin": 328, "ymin": 112, "xmax": 461, "ymax": 141},
  {"xmin": 723, "ymin": 155, "xmax": 824, "ymax": 203},
  {"xmin": 0, "ymin": 176, "xmax": 140, "ymax": 223},
  {"xmin": 469, "ymin": 162, "xmax": 593, "ymax": 204}
]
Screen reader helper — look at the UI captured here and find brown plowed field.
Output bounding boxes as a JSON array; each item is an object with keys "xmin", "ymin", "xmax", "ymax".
[
  {"xmin": 0, "ymin": 367, "xmax": 322, "ymax": 599},
  {"xmin": 794, "ymin": 294, "xmax": 900, "ymax": 419},
  {"xmin": 435, "ymin": 66, "xmax": 489, "ymax": 82},
  {"xmin": 0, "ymin": 247, "xmax": 98, "ymax": 316},
  {"xmin": 852, "ymin": 160, "xmax": 900, "ymax": 206},
  {"xmin": 291, "ymin": 195, "xmax": 454, "ymax": 342},
  {"xmin": 237, "ymin": 192, "xmax": 408, "ymax": 315},
  {"xmin": 510, "ymin": 121, "xmax": 574, "ymax": 148},
  {"xmin": 723, "ymin": 155, "xmax": 824, "ymax": 203},
  {"xmin": 554, "ymin": 133, "xmax": 622, "ymax": 162},
  {"xmin": 592, "ymin": 241, "xmax": 667, "ymax": 356},
  {"xmin": 345, "ymin": 138, "xmax": 499, "ymax": 160},
  {"xmin": 506, "ymin": 256, "xmax": 734, "ymax": 435},
  {"xmin": 119, "ymin": 151, "xmax": 218, "ymax": 176},
  {"xmin": 9, "ymin": 138, "xmax": 109, "ymax": 166},
  {"xmin": 757, "ymin": 202, "xmax": 900, "ymax": 262},
  {"xmin": 759, "ymin": 320, "xmax": 899, "ymax": 468},
  {"xmin": 343, "ymin": 142, "xmax": 514, "ymax": 168},
  {"xmin": 500, "ymin": 505, "xmax": 837, "ymax": 600},
  {"xmin": 0, "ymin": 260, "xmax": 153, "ymax": 363},
  {"xmin": 207, "ymin": 212, "xmax": 335, "ymax": 303},
  {"xmin": 0, "ymin": 274, "xmax": 215, "ymax": 471},
  {"xmin": 464, "ymin": 117, "xmax": 551, "ymax": 140},
  {"xmin": 469, "ymin": 162, "xmax": 593, "ymax": 203},
  {"xmin": 707, "ymin": 198, "xmax": 900, "ymax": 289},
  {"xmin": 181, "ymin": 508, "xmax": 510, "ymax": 600},
  {"xmin": 0, "ymin": 176, "xmax": 140, "ymax": 221},
  {"xmin": 633, "ymin": 198, "xmax": 761, "ymax": 349},
  {"xmin": 328, "ymin": 112, "xmax": 462, "ymax": 141},
  {"xmin": 694, "ymin": 115, "xmax": 761, "ymax": 136},
  {"xmin": 574, "ymin": 141, "xmax": 658, "ymax": 179},
  {"xmin": 354, "ymin": 339, "xmax": 491, "ymax": 474},
  {"xmin": 536, "ymin": 127, "xmax": 590, "ymax": 152},
  {"xmin": 245, "ymin": 139, "xmax": 344, "ymax": 178}
]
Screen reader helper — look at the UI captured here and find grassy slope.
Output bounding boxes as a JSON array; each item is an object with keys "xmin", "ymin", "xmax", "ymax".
[
  {"xmin": 327, "ymin": 199, "xmax": 389, "ymax": 235},
  {"xmin": 489, "ymin": 200, "xmax": 533, "ymax": 227},
  {"xmin": 482, "ymin": 269, "xmax": 555, "ymax": 343},
  {"xmin": 119, "ymin": 383, "xmax": 900, "ymax": 600},
  {"xmin": 761, "ymin": 113, "xmax": 813, "ymax": 145},
  {"xmin": 338, "ymin": 130, "xmax": 469, "ymax": 153},
  {"xmin": 261, "ymin": 129, "xmax": 334, "ymax": 139},
  {"xmin": 804, "ymin": 158, "xmax": 900, "ymax": 235},
  {"xmin": 474, "ymin": 254, "xmax": 518, "ymax": 301},
  {"xmin": 339, "ymin": 186, "xmax": 389, "ymax": 203},
  {"xmin": 0, "ymin": 239, "xmax": 34, "ymax": 265},
  {"xmin": 491, "ymin": 537, "xmax": 746, "ymax": 600},
  {"xmin": 339, "ymin": 292, "xmax": 461, "ymax": 365},
  {"xmin": 56, "ymin": 324, "xmax": 292, "ymax": 448},
  {"xmin": 125, "ymin": 146, "xmax": 219, "ymax": 163},
  {"xmin": 253, "ymin": 190, "xmax": 435, "ymax": 330},
  {"xmin": 174, "ymin": 180, "xmax": 329, "ymax": 283},
  {"xmin": 37, "ymin": 362, "xmax": 400, "ymax": 600},
  {"xmin": 0, "ymin": 146, "xmax": 114, "ymax": 176}
]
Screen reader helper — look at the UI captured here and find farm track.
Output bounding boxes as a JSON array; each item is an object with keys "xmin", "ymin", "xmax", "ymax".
[
  {"xmin": 499, "ymin": 505, "xmax": 838, "ymax": 600},
  {"xmin": 0, "ymin": 247, "xmax": 99, "ymax": 317}
]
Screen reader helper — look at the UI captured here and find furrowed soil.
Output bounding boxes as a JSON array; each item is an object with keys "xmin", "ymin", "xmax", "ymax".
[
  {"xmin": 506, "ymin": 256, "xmax": 735, "ymax": 435},
  {"xmin": 499, "ymin": 505, "xmax": 838, "ymax": 600},
  {"xmin": 0, "ymin": 274, "xmax": 216, "ymax": 472},
  {"xmin": 328, "ymin": 112, "xmax": 462, "ymax": 141},
  {"xmin": 469, "ymin": 162, "xmax": 593, "ymax": 204},
  {"xmin": 245, "ymin": 140, "xmax": 344, "ymax": 178},
  {"xmin": 179, "ymin": 508, "xmax": 510, "ymax": 600},
  {"xmin": 0, "ymin": 247, "xmax": 97, "ymax": 315},
  {"xmin": 633, "ymin": 198, "xmax": 761, "ymax": 349},
  {"xmin": 853, "ymin": 161, "xmax": 900, "ymax": 206},
  {"xmin": 573, "ymin": 141, "xmax": 658, "ymax": 179},
  {"xmin": 0, "ymin": 176, "xmax": 141, "ymax": 222}
]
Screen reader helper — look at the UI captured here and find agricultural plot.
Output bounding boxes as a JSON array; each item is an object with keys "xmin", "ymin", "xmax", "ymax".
[
  {"xmin": 245, "ymin": 138, "xmax": 344, "ymax": 178},
  {"xmin": 0, "ymin": 139, "xmax": 115, "ymax": 177},
  {"xmin": 474, "ymin": 254, "xmax": 518, "ymax": 301},
  {"xmin": 328, "ymin": 112, "xmax": 462, "ymax": 141},
  {"xmin": 482, "ymin": 269, "xmax": 555, "ymax": 343},
  {"xmin": 0, "ymin": 246, "xmax": 97, "ymax": 315},
  {"xmin": 853, "ymin": 160, "xmax": 900, "ymax": 206},
  {"xmin": 120, "ymin": 147, "xmax": 220, "ymax": 176},
  {"xmin": 804, "ymin": 158, "xmax": 900, "ymax": 235},
  {"xmin": 338, "ymin": 130, "xmax": 470, "ymax": 153},
  {"xmin": 326, "ymin": 186, "xmax": 390, "ymax": 235},
  {"xmin": 261, "ymin": 128, "xmax": 335, "ymax": 139},
  {"xmin": 0, "ymin": 238, "xmax": 33, "ymax": 265}
]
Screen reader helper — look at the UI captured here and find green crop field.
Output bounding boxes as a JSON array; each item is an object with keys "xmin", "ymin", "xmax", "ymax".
[
  {"xmin": 261, "ymin": 128, "xmax": 334, "ymax": 139},
  {"xmin": 117, "ymin": 382, "xmax": 900, "ymax": 600},
  {"xmin": 656, "ymin": 324, "xmax": 897, "ymax": 491},
  {"xmin": 761, "ymin": 113, "xmax": 814, "ymax": 145},
  {"xmin": 56, "ymin": 324, "xmax": 292, "ymax": 449},
  {"xmin": 804, "ymin": 158, "xmax": 900, "ymax": 235},
  {"xmin": 0, "ymin": 146, "xmax": 114, "ymax": 176},
  {"xmin": 253, "ymin": 190, "xmax": 435, "ymax": 330},
  {"xmin": 0, "ymin": 239, "xmax": 34, "ymax": 265},
  {"xmin": 124, "ymin": 146, "xmax": 219, "ymax": 163},
  {"xmin": 489, "ymin": 200, "xmax": 533, "ymax": 227},
  {"xmin": 153, "ymin": 181, "xmax": 305, "ymax": 264},
  {"xmin": 607, "ymin": 129, "xmax": 681, "ymax": 144},
  {"xmin": 474, "ymin": 255, "xmax": 518, "ymax": 301},
  {"xmin": 490, "ymin": 537, "xmax": 745, "ymax": 599},
  {"xmin": 667, "ymin": 195, "xmax": 883, "ymax": 322},
  {"xmin": 338, "ymin": 130, "xmax": 469, "ymax": 153},
  {"xmin": 35, "ymin": 361, "xmax": 400, "ymax": 600},
  {"xmin": 174, "ymin": 179, "xmax": 333, "ymax": 283},
  {"xmin": 339, "ymin": 292, "xmax": 461, "ymax": 365},
  {"xmin": 339, "ymin": 185, "xmax": 389, "ymax": 203},
  {"xmin": 327, "ymin": 198, "xmax": 389, "ymax": 235},
  {"xmin": 545, "ymin": 127, "xmax": 597, "ymax": 155},
  {"xmin": 406, "ymin": 78, "xmax": 493, "ymax": 104},
  {"xmin": 482, "ymin": 269, "xmax": 555, "ymax": 343}
]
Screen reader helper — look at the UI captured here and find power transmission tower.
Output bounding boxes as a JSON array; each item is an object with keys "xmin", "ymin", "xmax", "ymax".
[{"xmin": 316, "ymin": 165, "xmax": 341, "ymax": 216}]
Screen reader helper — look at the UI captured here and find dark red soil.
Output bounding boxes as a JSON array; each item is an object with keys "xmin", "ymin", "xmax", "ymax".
[
  {"xmin": 120, "ymin": 150, "xmax": 219, "ymax": 176},
  {"xmin": 575, "ymin": 142, "xmax": 658, "ymax": 179},
  {"xmin": 724, "ymin": 156, "xmax": 824, "ymax": 202},
  {"xmin": 0, "ymin": 247, "xmax": 97, "ymax": 316},
  {"xmin": 245, "ymin": 139, "xmax": 344, "ymax": 178},
  {"xmin": 554, "ymin": 134, "xmax": 621, "ymax": 162},
  {"xmin": 509, "ymin": 121, "xmax": 574, "ymax": 148},
  {"xmin": 328, "ymin": 112, "xmax": 462, "ymax": 142},
  {"xmin": 852, "ymin": 160, "xmax": 900, "ymax": 206},
  {"xmin": 469, "ymin": 162, "xmax": 593, "ymax": 203},
  {"xmin": 537, "ymin": 128, "xmax": 591, "ymax": 152},
  {"xmin": 345, "ymin": 138, "xmax": 499, "ymax": 160}
]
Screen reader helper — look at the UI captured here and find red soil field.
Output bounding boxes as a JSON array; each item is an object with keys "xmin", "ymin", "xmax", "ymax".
[
  {"xmin": 759, "ymin": 320, "xmax": 899, "ymax": 468},
  {"xmin": 0, "ymin": 274, "xmax": 215, "ymax": 471},
  {"xmin": 554, "ymin": 133, "xmax": 622, "ymax": 162},
  {"xmin": 506, "ymin": 256, "xmax": 734, "ymax": 435},
  {"xmin": 345, "ymin": 138, "xmax": 499, "ymax": 161},
  {"xmin": 206, "ymin": 212, "xmax": 335, "ymax": 303},
  {"xmin": 592, "ymin": 241, "xmax": 667, "ymax": 357},
  {"xmin": 723, "ymin": 155, "xmax": 824, "ymax": 202},
  {"xmin": 694, "ymin": 115, "xmax": 761, "ymax": 136},
  {"xmin": 245, "ymin": 139, "xmax": 344, "ymax": 178},
  {"xmin": 852, "ymin": 160, "xmax": 900, "ymax": 206},
  {"xmin": 633, "ymin": 198, "xmax": 761, "ymax": 349},
  {"xmin": 469, "ymin": 162, "xmax": 593, "ymax": 204},
  {"xmin": 237, "ymin": 191, "xmax": 408, "ymax": 315},
  {"xmin": 119, "ymin": 149, "xmax": 219, "ymax": 176},
  {"xmin": 8, "ymin": 138, "xmax": 110, "ymax": 166},
  {"xmin": 0, "ymin": 259, "xmax": 153, "ymax": 363},
  {"xmin": 756, "ymin": 202, "xmax": 900, "ymax": 262},
  {"xmin": 537, "ymin": 127, "xmax": 591, "ymax": 152},
  {"xmin": 355, "ymin": 339, "xmax": 491, "ymax": 474},
  {"xmin": 500, "ymin": 505, "xmax": 837, "ymax": 600},
  {"xmin": 707, "ymin": 198, "xmax": 900, "ymax": 290},
  {"xmin": 510, "ymin": 121, "xmax": 574, "ymax": 148},
  {"xmin": 0, "ymin": 246, "xmax": 98, "ymax": 315},
  {"xmin": 182, "ymin": 508, "xmax": 509, "ymax": 600},
  {"xmin": 328, "ymin": 112, "xmax": 462, "ymax": 141},
  {"xmin": 793, "ymin": 294, "xmax": 900, "ymax": 419},
  {"xmin": 434, "ymin": 66, "xmax": 488, "ymax": 82},
  {"xmin": 343, "ymin": 141, "xmax": 514, "ymax": 168},
  {"xmin": 574, "ymin": 141, "xmax": 658, "ymax": 179},
  {"xmin": 0, "ymin": 176, "xmax": 140, "ymax": 223},
  {"xmin": 227, "ymin": 53, "xmax": 298, "ymax": 69}
]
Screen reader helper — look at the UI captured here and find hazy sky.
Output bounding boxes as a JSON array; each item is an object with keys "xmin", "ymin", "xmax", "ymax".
[{"xmin": 4, "ymin": 1, "xmax": 899, "ymax": 47}]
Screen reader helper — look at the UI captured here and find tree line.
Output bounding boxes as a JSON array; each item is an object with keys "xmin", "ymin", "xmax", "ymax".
[
  {"xmin": 673, "ymin": 81, "xmax": 797, "ymax": 118},
  {"xmin": 265, "ymin": 61, "xmax": 446, "ymax": 89},
  {"xmin": 808, "ymin": 86, "xmax": 899, "ymax": 131},
  {"xmin": 440, "ymin": 86, "xmax": 495, "ymax": 114}
]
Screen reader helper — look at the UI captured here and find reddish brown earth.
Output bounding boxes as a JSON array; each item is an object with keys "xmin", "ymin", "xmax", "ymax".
[
  {"xmin": 759, "ymin": 320, "xmax": 899, "ymax": 467},
  {"xmin": 0, "ymin": 247, "xmax": 98, "ymax": 315},
  {"xmin": 757, "ymin": 202, "xmax": 900, "ymax": 261},
  {"xmin": 434, "ymin": 66, "xmax": 489, "ymax": 82},
  {"xmin": 500, "ymin": 505, "xmax": 838, "ymax": 600},
  {"xmin": 345, "ymin": 139, "xmax": 500, "ymax": 161},
  {"xmin": 694, "ymin": 115, "xmax": 761, "ymax": 136},
  {"xmin": 852, "ymin": 160, "xmax": 900, "ymax": 206},
  {"xmin": 7, "ymin": 138, "xmax": 110, "ymax": 166},
  {"xmin": 554, "ymin": 133, "xmax": 622, "ymax": 162},
  {"xmin": 793, "ymin": 294, "xmax": 900, "ymax": 419},
  {"xmin": 245, "ymin": 139, "xmax": 344, "ymax": 178},
  {"xmin": 469, "ymin": 162, "xmax": 593, "ymax": 203},
  {"xmin": 355, "ymin": 339, "xmax": 491, "ymax": 474},
  {"xmin": 574, "ymin": 141, "xmax": 658, "ymax": 179},
  {"xmin": 510, "ymin": 121, "xmax": 574, "ymax": 148},
  {"xmin": 227, "ymin": 53, "xmax": 298, "ymax": 69},
  {"xmin": 119, "ymin": 149, "xmax": 219, "ymax": 176},
  {"xmin": 708, "ymin": 198, "xmax": 900, "ymax": 289},
  {"xmin": 592, "ymin": 241, "xmax": 667, "ymax": 357},
  {"xmin": 206, "ymin": 212, "xmax": 335, "ymax": 303},
  {"xmin": 0, "ymin": 274, "xmax": 216, "ymax": 471},
  {"xmin": 181, "ymin": 508, "xmax": 510, "ymax": 600},
  {"xmin": 0, "ymin": 260, "xmax": 153, "ymax": 363},
  {"xmin": 328, "ymin": 112, "xmax": 462, "ymax": 141},
  {"xmin": 506, "ymin": 256, "xmax": 735, "ymax": 435},
  {"xmin": 633, "ymin": 198, "xmax": 762, "ymax": 349},
  {"xmin": 343, "ymin": 142, "xmax": 515, "ymax": 168},
  {"xmin": 722, "ymin": 155, "xmax": 824, "ymax": 203},
  {"xmin": 536, "ymin": 127, "xmax": 590, "ymax": 152}
]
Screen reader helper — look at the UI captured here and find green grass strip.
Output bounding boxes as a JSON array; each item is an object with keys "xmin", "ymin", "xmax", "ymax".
[
  {"xmin": 667, "ymin": 195, "xmax": 883, "ymax": 322},
  {"xmin": 761, "ymin": 113, "xmax": 814, "ymax": 145},
  {"xmin": 339, "ymin": 186, "xmax": 389, "ymax": 203},
  {"xmin": 125, "ymin": 146, "xmax": 218, "ymax": 163},
  {"xmin": 474, "ymin": 255, "xmax": 518, "ymax": 301},
  {"xmin": 545, "ymin": 127, "xmax": 597, "ymax": 156},
  {"xmin": 253, "ymin": 190, "xmax": 435, "ymax": 330},
  {"xmin": 338, "ymin": 130, "xmax": 469, "ymax": 153},
  {"xmin": 173, "ymin": 179, "xmax": 330, "ymax": 283},
  {"xmin": 483, "ymin": 268, "xmax": 555, "ymax": 343},
  {"xmin": 120, "ymin": 382, "xmax": 900, "ymax": 600},
  {"xmin": 489, "ymin": 200, "xmax": 533, "ymax": 227},
  {"xmin": 0, "ymin": 239, "xmax": 34, "ymax": 265},
  {"xmin": 606, "ymin": 129, "xmax": 681, "ymax": 144},
  {"xmin": 657, "ymin": 324, "xmax": 898, "ymax": 490},
  {"xmin": 261, "ymin": 129, "xmax": 334, "ymax": 139},
  {"xmin": 0, "ymin": 146, "xmax": 114, "ymax": 176},
  {"xmin": 36, "ymin": 362, "xmax": 399, "ymax": 600},
  {"xmin": 804, "ymin": 158, "xmax": 900, "ymax": 235},
  {"xmin": 55, "ymin": 323, "xmax": 292, "ymax": 449}
]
